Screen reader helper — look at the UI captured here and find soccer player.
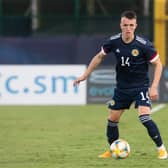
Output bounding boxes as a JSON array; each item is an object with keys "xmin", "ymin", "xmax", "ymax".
[{"xmin": 73, "ymin": 10, "xmax": 168, "ymax": 159}]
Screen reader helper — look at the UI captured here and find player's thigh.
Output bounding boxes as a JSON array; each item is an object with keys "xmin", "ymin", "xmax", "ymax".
[
  {"xmin": 108, "ymin": 109, "xmax": 124, "ymax": 122},
  {"xmin": 108, "ymin": 88, "xmax": 133, "ymax": 110},
  {"xmin": 135, "ymin": 87, "xmax": 151, "ymax": 108},
  {"xmin": 138, "ymin": 105, "xmax": 151, "ymax": 116}
]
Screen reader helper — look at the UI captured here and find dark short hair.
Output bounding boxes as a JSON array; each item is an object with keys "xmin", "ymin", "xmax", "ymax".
[{"xmin": 121, "ymin": 10, "xmax": 137, "ymax": 19}]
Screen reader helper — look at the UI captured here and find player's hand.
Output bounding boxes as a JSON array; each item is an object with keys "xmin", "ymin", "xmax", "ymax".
[
  {"xmin": 149, "ymin": 86, "xmax": 158, "ymax": 100},
  {"xmin": 73, "ymin": 75, "xmax": 87, "ymax": 87}
]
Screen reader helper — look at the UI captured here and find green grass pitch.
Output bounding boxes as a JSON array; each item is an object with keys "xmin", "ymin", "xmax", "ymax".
[{"xmin": 0, "ymin": 104, "xmax": 168, "ymax": 168}]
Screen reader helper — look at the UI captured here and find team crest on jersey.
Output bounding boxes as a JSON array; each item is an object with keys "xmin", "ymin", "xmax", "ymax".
[{"xmin": 131, "ymin": 49, "xmax": 139, "ymax": 56}]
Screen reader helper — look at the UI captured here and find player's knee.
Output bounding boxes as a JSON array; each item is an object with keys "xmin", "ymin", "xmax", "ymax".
[
  {"xmin": 138, "ymin": 106, "xmax": 151, "ymax": 116},
  {"xmin": 108, "ymin": 109, "xmax": 123, "ymax": 122}
]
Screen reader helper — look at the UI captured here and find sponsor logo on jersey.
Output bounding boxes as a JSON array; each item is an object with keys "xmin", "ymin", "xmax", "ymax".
[{"xmin": 131, "ymin": 49, "xmax": 139, "ymax": 56}]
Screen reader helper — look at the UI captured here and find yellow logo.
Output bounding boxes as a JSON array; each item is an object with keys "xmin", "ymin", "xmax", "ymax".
[
  {"xmin": 131, "ymin": 49, "xmax": 139, "ymax": 56},
  {"xmin": 107, "ymin": 100, "xmax": 115, "ymax": 106}
]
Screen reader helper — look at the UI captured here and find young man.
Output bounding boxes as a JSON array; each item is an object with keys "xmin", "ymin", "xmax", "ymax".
[{"xmin": 73, "ymin": 10, "xmax": 168, "ymax": 159}]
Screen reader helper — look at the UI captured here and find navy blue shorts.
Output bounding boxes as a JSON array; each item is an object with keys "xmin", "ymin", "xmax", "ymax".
[{"xmin": 107, "ymin": 87, "xmax": 151, "ymax": 110}]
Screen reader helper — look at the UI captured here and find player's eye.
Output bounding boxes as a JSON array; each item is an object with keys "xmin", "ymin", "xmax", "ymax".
[
  {"xmin": 130, "ymin": 24, "xmax": 134, "ymax": 27},
  {"xmin": 123, "ymin": 24, "xmax": 135, "ymax": 27},
  {"xmin": 123, "ymin": 24, "xmax": 128, "ymax": 27}
]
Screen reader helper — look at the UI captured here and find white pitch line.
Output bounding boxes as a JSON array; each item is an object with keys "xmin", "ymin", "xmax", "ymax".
[{"xmin": 151, "ymin": 104, "xmax": 166, "ymax": 113}]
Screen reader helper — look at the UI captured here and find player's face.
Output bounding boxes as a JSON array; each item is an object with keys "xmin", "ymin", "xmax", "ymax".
[{"xmin": 120, "ymin": 17, "xmax": 137, "ymax": 39}]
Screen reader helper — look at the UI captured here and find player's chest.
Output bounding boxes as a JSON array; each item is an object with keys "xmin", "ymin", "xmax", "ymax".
[{"xmin": 113, "ymin": 46, "xmax": 144, "ymax": 61}]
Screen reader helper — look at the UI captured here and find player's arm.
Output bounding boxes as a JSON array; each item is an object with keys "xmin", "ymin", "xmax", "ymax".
[
  {"xmin": 149, "ymin": 57, "xmax": 163, "ymax": 100},
  {"xmin": 73, "ymin": 51, "xmax": 106, "ymax": 86}
]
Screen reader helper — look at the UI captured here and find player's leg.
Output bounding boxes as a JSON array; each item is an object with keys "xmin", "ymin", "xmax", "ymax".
[
  {"xmin": 138, "ymin": 106, "xmax": 168, "ymax": 159},
  {"xmin": 106, "ymin": 88, "xmax": 133, "ymax": 146},
  {"xmin": 107, "ymin": 109, "xmax": 124, "ymax": 145},
  {"xmin": 136, "ymin": 88, "xmax": 167, "ymax": 159},
  {"xmin": 98, "ymin": 109, "xmax": 124, "ymax": 158},
  {"xmin": 138, "ymin": 106, "xmax": 162, "ymax": 147},
  {"xmin": 135, "ymin": 87, "xmax": 168, "ymax": 159},
  {"xmin": 99, "ymin": 88, "xmax": 132, "ymax": 158}
]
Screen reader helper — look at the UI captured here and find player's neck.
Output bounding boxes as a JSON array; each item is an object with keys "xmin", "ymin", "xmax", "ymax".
[{"xmin": 122, "ymin": 34, "xmax": 135, "ymax": 44}]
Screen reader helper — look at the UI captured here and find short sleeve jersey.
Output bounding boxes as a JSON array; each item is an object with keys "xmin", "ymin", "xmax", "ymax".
[{"xmin": 101, "ymin": 33, "xmax": 159, "ymax": 89}]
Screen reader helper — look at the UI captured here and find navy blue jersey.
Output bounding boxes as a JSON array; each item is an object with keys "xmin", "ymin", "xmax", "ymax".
[{"xmin": 101, "ymin": 33, "xmax": 159, "ymax": 89}]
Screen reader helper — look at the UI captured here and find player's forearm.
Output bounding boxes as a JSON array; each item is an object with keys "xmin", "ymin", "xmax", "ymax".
[
  {"xmin": 151, "ymin": 59, "xmax": 163, "ymax": 88},
  {"xmin": 83, "ymin": 52, "xmax": 105, "ymax": 78}
]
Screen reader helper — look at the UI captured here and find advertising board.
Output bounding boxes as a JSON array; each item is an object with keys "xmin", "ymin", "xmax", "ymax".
[
  {"xmin": 87, "ymin": 66, "xmax": 116, "ymax": 104},
  {"xmin": 0, "ymin": 65, "xmax": 86, "ymax": 105}
]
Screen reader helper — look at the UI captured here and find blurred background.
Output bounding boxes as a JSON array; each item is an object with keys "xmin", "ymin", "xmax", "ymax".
[
  {"xmin": 0, "ymin": 0, "xmax": 153, "ymax": 36},
  {"xmin": 0, "ymin": 0, "xmax": 156, "ymax": 64},
  {"xmin": 0, "ymin": 0, "xmax": 168, "ymax": 104}
]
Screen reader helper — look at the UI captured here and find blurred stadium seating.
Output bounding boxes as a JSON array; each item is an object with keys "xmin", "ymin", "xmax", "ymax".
[
  {"xmin": 0, "ymin": 0, "xmax": 157, "ymax": 64},
  {"xmin": 0, "ymin": 0, "xmax": 153, "ymax": 38}
]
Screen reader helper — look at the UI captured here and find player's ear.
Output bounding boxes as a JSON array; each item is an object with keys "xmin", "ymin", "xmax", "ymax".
[{"xmin": 120, "ymin": 22, "xmax": 122, "ymax": 29}]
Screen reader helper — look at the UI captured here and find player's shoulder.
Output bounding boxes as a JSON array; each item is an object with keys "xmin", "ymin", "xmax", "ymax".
[
  {"xmin": 109, "ymin": 33, "xmax": 121, "ymax": 41},
  {"xmin": 135, "ymin": 35, "xmax": 151, "ymax": 46},
  {"xmin": 102, "ymin": 33, "xmax": 121, "ymax": 46}
]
